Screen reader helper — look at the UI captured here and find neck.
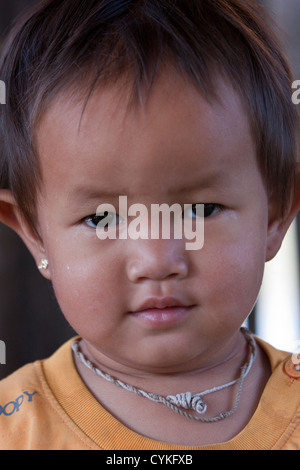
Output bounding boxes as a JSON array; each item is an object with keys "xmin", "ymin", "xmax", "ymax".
[
  {"xmin": 72, "ymin": 330, "xmax": 271, "ymax": 446},
  {"xmin": 77, "ymin": 330, "xmax": 249, "ymax": 388},
  {"xmin": 72, "ymin": 328, "xmax": 255, "ymax": 420}
]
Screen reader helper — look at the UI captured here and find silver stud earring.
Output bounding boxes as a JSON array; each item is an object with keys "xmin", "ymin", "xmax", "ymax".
[{"xmin": 38, "ymin": 259, "xmax": 49, "ymax": 271}]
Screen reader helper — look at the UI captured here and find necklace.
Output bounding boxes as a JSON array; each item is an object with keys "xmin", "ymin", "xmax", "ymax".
[{"xmin": 72, "ymin": 327, "xmax": 256, "ymax": 422}]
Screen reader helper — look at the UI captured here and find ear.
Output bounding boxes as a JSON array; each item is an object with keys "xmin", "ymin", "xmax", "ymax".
[
  {"xmin": 266, "ymin": 166, "xmax": 300, "ymax": 261},
  {"xmin": 0, "ymin": 189, "xmax": 51, "ymax": 280}
]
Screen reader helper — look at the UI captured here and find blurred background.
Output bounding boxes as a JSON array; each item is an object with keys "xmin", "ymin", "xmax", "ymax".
[{"xmin": 0, "ymin": 0, "xmax": 300, "ymax": 379}]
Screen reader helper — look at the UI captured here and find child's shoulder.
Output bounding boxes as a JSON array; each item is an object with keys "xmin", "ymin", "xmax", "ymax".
[
  {"xmin": 0, "ymin": 361, "xmax": 42, "ymax": 449},
  {"xmin": 254, "ymin": 336, "xmax": 300, "ymax": 450},
  {"xmin": 0, "ymin": 339, "xmax": 98, "ymax": 450},
  {"xmin": 0, "ymin": 361, "xmax": 40, "ymax": 416}
]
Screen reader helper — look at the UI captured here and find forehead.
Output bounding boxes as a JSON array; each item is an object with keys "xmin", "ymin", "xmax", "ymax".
[{"xmin": 35, "ymin": 71, "xmax": 256, "ymax": 200}]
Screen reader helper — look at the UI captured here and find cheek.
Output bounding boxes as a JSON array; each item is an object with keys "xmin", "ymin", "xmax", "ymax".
[
  {"xmin": 200, "ymin": 231, "xmax": 266, "ymax": 320},
  {"xmin": 49, "ymin": 254, "xmax": 123, "ymax": 335}
]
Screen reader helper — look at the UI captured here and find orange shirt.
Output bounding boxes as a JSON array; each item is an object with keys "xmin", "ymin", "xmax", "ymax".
[{"xmin": 0, "ymin": 336, "xmax": 299, "ymax": 450}]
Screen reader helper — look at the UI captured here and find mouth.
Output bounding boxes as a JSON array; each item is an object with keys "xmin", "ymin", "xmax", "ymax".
[{"xmin": 129, "ymin": 297, "xmax": 195, "ymax": 327}]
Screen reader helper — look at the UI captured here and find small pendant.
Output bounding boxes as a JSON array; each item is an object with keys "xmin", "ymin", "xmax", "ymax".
[{"xmin": 166, "ymin": 392, "xmax": 207, "ymax": 414}]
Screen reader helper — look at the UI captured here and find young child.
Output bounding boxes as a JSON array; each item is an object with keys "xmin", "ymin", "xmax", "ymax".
[{"xmin": 0, "ymin": 0, "xmax": 299, "ymax": 450}]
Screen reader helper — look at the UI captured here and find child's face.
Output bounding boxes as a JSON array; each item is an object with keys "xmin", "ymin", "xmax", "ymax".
[{"xmin": 33, "ymin": 71, "xmax": 274, "ymax": 372}]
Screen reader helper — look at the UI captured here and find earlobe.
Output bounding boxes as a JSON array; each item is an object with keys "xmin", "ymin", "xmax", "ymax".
[
  {"xmin": 266, "ymin": 167, "xmax": 300, "ymax": 261},
  {"xmin": 0, "ymin": 189, "xmax": 51, "ymax": 279}
]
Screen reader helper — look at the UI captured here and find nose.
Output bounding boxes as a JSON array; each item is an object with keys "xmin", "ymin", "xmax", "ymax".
[{"xmin": 126, "ymin": 238, "xmax": 189, "ymax": 282}]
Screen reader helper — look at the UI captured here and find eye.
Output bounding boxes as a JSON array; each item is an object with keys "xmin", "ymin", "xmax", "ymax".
[
  {"xmin": 185, "ymin": 204, "xmax": 222, "ymax": 219},
  {"xmin": 84, "ymin": 211, "xmax": 120, "ymax": 229},
  {"xmin": 203, "ymin": 204, "xmax": 222, "ymax": 218}
]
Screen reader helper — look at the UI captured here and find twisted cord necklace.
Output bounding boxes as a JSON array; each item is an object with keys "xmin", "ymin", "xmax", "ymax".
[{"xmin": 72, "ymin": 327, "xmax": 256, "ymax": 423}]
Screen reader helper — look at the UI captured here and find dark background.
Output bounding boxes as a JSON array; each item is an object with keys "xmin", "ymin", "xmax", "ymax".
[
  {"xmin": 0, "ymin": 0, "xmax": 300, "ymax": 379},
  {"xmin": 0, "ymin": 0, "xmax": 75, "ymax": 380}
]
